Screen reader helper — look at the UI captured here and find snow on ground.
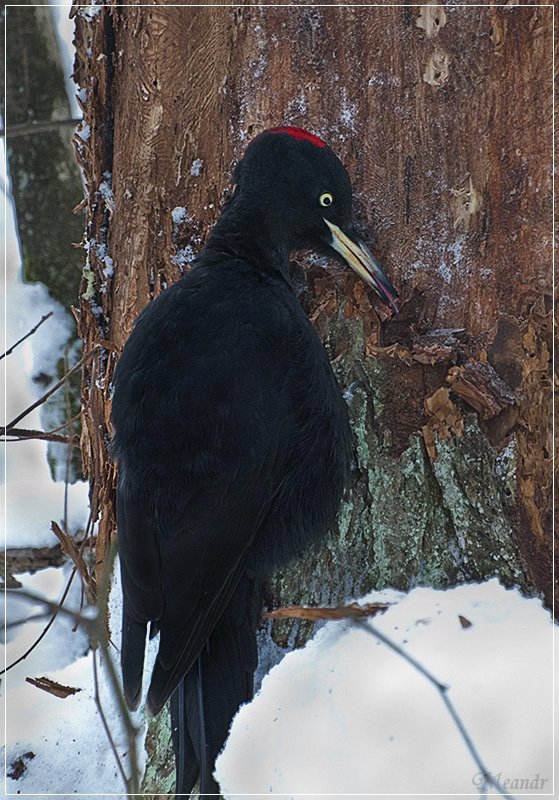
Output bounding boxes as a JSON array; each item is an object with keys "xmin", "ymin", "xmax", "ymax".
[
  {"xmin": 3, "ymin": 561, "xmax": 150, "ymax": 798},
  {"xmin": 2, "ymin": 567, "xmax": 555, "ymax": 796},
  {"xmin": 216, "ymin": 580, "xmax": 556, "ymax": 797}
]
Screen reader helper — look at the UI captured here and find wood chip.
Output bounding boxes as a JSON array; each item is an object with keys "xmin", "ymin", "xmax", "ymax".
[{"xmin": 26, "ymin": 676, "xmax": 81, "ymax": 698}]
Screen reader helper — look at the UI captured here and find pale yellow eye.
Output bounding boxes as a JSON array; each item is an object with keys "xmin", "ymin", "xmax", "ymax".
[{"xmin": 319, "ymin": 192, "xmax": 334, "ymax": 208}]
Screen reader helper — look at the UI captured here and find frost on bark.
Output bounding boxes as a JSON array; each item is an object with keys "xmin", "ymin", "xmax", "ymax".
[{"xmin": 72, "ymin": 2, "xmax": 553, "ymax": 791}]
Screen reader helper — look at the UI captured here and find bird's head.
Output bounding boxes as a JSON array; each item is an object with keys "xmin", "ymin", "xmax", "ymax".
[{"xmin": 231, "ymin": 126, "xmax": 398, "ymax": 313}]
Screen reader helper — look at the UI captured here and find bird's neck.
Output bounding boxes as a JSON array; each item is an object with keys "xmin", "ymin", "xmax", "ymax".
[{"xmin": 204, "ymin": 200, "xmax": 292, "ymax": 282}]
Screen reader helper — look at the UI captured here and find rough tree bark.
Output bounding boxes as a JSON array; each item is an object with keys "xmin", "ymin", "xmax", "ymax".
[{"xmin": 72, "ymin": 1, "xmax": 553, "ymax": 793}]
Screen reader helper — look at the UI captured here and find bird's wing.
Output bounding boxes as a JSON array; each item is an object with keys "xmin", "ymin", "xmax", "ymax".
[
  {"xmin": 112, "ymin": 275, "xmax": 296, "ymax": 712},
  {"xmin": 119, "ymin": 401, "xmax": 288, "ymax": 715}
]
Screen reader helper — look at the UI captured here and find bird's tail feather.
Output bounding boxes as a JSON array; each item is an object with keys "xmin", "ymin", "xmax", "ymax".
[
  {"xmin": 121, "ymin": 606, "xmax": 147, "ymax": 711},
  {"xmin": 170, "ymin": 572, "xmax": 261, "ymax": 796}
]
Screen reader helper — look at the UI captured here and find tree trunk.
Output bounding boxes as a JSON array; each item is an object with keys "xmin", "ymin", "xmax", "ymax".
[
  {"xmin": 2, "ymin": 2, "xmax": 86, "ymax": 481},
  {"xmin": 2, "ymin": 2, "xmax": 84, "ymax": 310},
  {"xmin": 72, "ymin": 1, "xmax": 553, "ymax": 792}
]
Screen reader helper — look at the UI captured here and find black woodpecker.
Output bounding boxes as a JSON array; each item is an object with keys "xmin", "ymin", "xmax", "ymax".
[{"xmin": 111, "ymin": 126, "xmax": 398, "ymax": 795}]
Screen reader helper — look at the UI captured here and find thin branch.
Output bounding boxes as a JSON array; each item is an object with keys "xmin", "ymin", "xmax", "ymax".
[
  {"xmin": 1, "ymin": 346, "xmax": 99, "ymax": 433},
  {"xmin": 1, "ymin": 566, "xmax": 78, "ymax": 675},
  {"xmin": 1, "ymin": 118, "xmax": 82, "ymax": 139},
  {"xmin": 6, "ymin": 612, "xmax": 51, "ymax": 629},
  {"xmin": 2, "ymin": 512, "xmax": 95, "ymax": 675},
  {"xmin": 92, "ymin": 646, "xmax": 130, "ymax": 789},
  {"xmin": 2, "ymin": 411, "xmax": 83, "ymax": 445},
  {"xmin": 63, "ymin": 348, "xmax": 72, "ymax": 540},
  {"xmin": 2, "ymin": 428, "xmax": 79, "ymax": 445},
  {"xmin": 0, "ymin": 312, "xmax": 53, "ymax": 360},
  {"xmin": 44, "ymin": 410, "xmax": 83, "ymax": 435},
  {"xmin": 352, "ymin": 617, "xmax": 517, "ymax": 800},
  {"xmin": 4, "ymin": 586, "xmax": 93, "ymax": 628},
  {"xmin": 94, "ymin": 542, "xmax": 141, "ymax": 795}
]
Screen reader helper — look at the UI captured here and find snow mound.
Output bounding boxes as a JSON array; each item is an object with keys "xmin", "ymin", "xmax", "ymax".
[{"xmin": 216, "ymin": 580, "xmax": 555, "ymax": 797}]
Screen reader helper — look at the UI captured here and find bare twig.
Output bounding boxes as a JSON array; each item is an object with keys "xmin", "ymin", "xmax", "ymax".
[
  {"xmin": 352, "ymin": 617, "xmax": 517, "ymax": 800},
  {"xmin": 263, "ymin": 601, "xmax": 390, "ymax": 622},
  {"xmin": 2, "ymin": 428, "xmax": 79, "ymax": 445},
  {"xmin": 2, "ymin": 411, "xmax": 83, "ymax": 445},
  {"xmin": 51, "ymin": 521, "xmax": 96, "ymax": 601},
  {"xmin": 63, "ymin": 349, "xmax": 72, "ymax": 548},
  {"xmin": 91, "ymin": 541, "xmax": 141, "ymax": 795},
  {"xmin": 0, "ymin": 312, "xmax": 53, "ymax": 360},
  {"xmin": 6, "ymin": 612, "xmax": 52, "ymax": 629},
  {"xmin": 4, "ymin": 586, "xmax": 93, "ymax": 627},
  {"xmin": 1, "ymin": 118, "xmax": 82, "ymax": 139},
  {"xmin": 92, "ymin": 647, "xmax": 129, "ymax": 788},
  {"xmin": 2, "ymin": 511, "xmax": 95, "ymax": 675},
  {"xmin": 1, "ymin": 567, "xmax": 78, "ymax": 675},
  {"xmin": 1, "ymin": 346, "xmax": 100, "ymax": 434}
]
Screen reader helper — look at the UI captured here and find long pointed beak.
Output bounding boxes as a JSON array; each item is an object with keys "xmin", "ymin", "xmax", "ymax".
[{"xmin": 324, "ymin": 219, "xmax": 399, "ymax": 313}]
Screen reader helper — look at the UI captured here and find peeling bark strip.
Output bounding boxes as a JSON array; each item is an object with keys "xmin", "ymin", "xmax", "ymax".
[
  {"xmin": 447, "ymin": 361, "xmax": 516, "ymax": 420},
  {"xmin": 25, "ymin": 676, "xmax": 81, "ymax": 699},
  {"xmin": 263, "ymin": 602, "xmax": 390, "ymax": 622},
  {"xmin": 74, "ymin": 0, "xmax": 552, "ymax": 689}
]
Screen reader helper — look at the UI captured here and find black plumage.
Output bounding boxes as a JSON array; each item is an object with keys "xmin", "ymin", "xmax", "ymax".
[{"xmin": 111, "ymin": 126, "xmax": 398, "ymax": 795}]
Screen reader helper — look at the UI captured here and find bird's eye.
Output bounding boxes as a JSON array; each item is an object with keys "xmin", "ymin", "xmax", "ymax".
[{"xmin": 319, "ymin": 192, "xmax": 334, "ymax": 207}]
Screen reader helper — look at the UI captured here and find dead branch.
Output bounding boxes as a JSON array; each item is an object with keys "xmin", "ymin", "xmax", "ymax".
[
  {"xmin": 0, "ymin": 312, "xmax": 53, "ymax": 360},
  {"xmin": 1, "ymin": 545, "xmax": 66, "ymax": 583},
  {"xmin": 263, "ymin": 601, "xmax": 390, "ymax": 622},
  {"xmin": 25, "ymin": 676, "xmax": 81, "ymax": 699}
]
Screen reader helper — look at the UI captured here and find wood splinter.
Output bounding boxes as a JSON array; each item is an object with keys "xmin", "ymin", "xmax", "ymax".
[{"xmin": 263, "ymin": 601, "xmax": 391, "ymax": 622}]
